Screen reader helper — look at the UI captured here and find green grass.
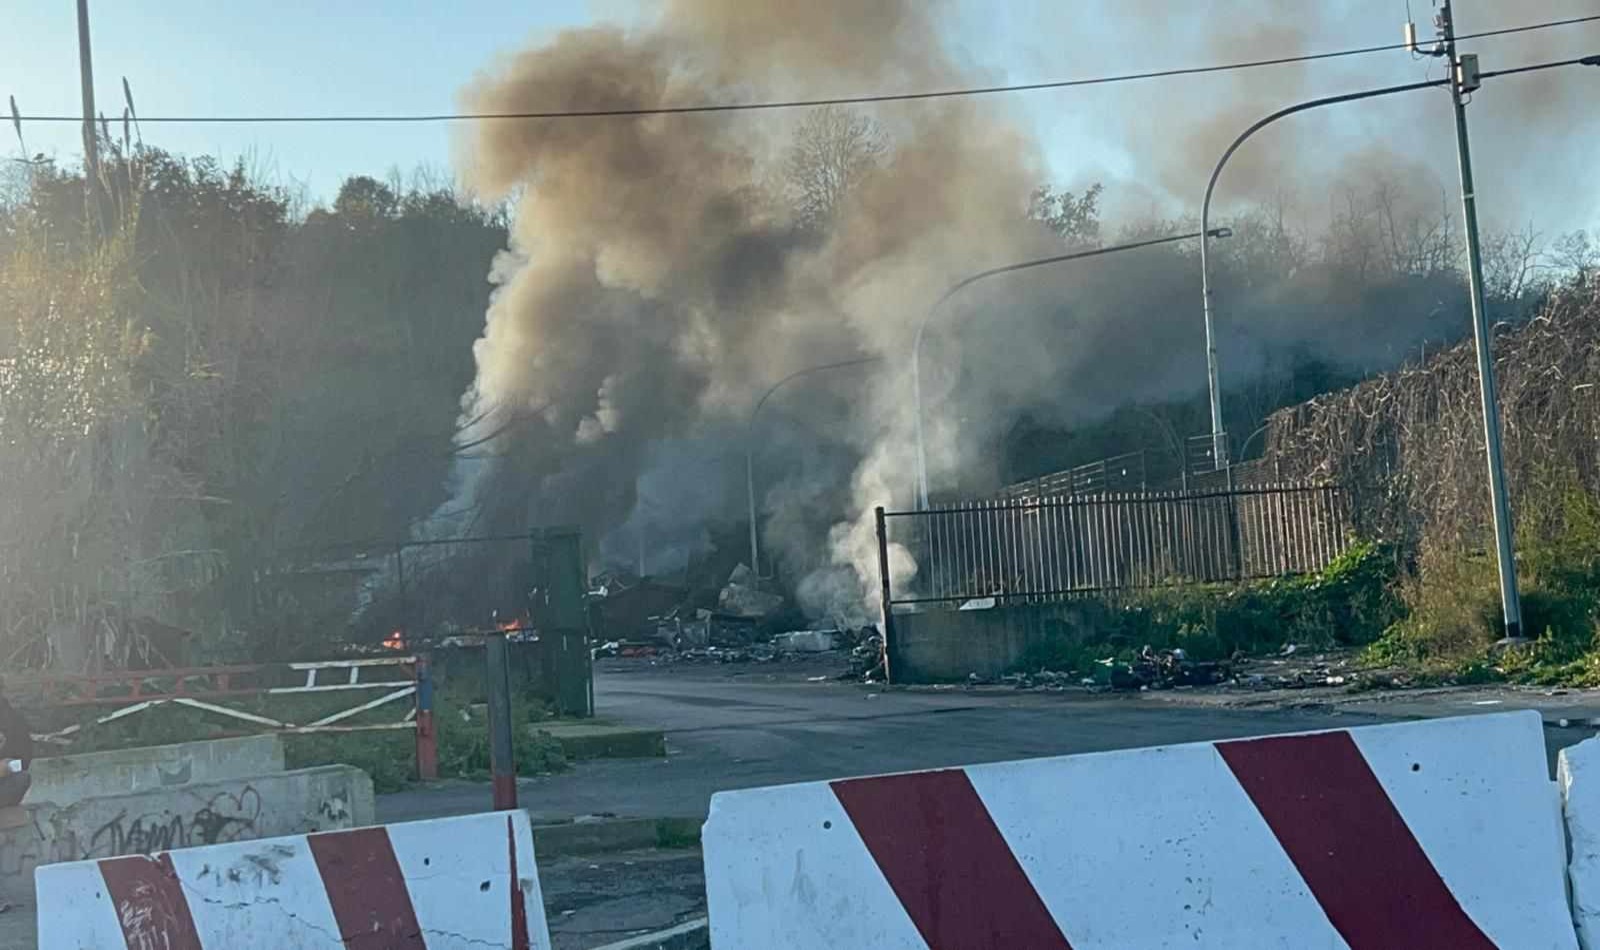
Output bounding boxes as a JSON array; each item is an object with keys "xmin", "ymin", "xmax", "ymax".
[
  {"xmin": 1012, "ymin": 540, "xmax": 1404, "ymax": 677},
  {"xmin": 1360, "ymin": 466, "xmax": 1600, "ymax": 687}
]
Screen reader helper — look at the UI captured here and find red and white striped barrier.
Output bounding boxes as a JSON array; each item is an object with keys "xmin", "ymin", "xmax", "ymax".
[
  {"xmin": 704, "ymin": 711, "xmax": 1574, "ymax": 949},
  {"xmin": 36, "ymin": 810, "xmax": 550, "ymax": 950}
]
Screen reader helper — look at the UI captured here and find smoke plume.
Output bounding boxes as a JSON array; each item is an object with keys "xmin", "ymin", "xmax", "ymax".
[{"xmin": 443, "ymin": 1, "xmax": 1599, "ymax": 624}]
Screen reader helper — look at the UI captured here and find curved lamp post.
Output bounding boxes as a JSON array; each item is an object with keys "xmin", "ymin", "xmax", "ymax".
[
  {"xmin": 913, "ymin": 229, "xmax": 1230, "ymax": 509},
  {"xmin": 1200, "ymin": 40, "xmax": 1600, "ymax": 640},
  {"xmin": 1199, "ymin": 77, "xmax": 1447, "ymax": 473},
  {"xmin": 746, "ymin": 356, "xmax": 882, "ymax": 576}
]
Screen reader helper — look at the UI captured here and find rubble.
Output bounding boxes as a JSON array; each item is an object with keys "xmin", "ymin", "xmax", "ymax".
[
  {"xmin": 717, "ymin": 581, "xmax": 785, "ymax": 620},
  {"xmin": 773, "ymin": 630, "xmax": 837, "ymax": 654}
]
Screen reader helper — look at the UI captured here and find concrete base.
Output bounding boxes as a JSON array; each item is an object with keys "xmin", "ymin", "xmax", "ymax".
[
  {"xmin": 2, "ymin": 764, "xmax": 371, "ymax": 905},
  {"xmin": 533, "ymin": 816, "xmax": 700, "ymax": 857},
  {"xmin": 27, "ymin": 735, "xmax": 285, "ymax": 804},
  {"xmin": 537, "ymin": 722, "xmax": 666, "ymax": 760},
  {"xmin": 888, "ymin": 601, "xmax": 1106, "ymax": 683}
]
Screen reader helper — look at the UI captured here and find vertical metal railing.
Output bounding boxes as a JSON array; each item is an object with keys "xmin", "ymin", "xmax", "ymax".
[{"xmin": 882, "ymin": 484, "xmax": 1349, "ymax": 607}]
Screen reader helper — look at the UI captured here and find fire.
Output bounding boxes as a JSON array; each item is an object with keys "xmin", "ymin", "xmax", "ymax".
[
  {"xmin": 496, "ymin": 617, "xmax": 524, "ymax": 634},
  {"xmin": 383, "ymin": 629, "xmax": 406, "ymax": 651}
]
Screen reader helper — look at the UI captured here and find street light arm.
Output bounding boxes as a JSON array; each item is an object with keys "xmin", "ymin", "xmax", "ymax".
[
  {"xmin": 745, "ymin": 354, "xmax": 883, "ymax": 577},
  {"xmin": 911, "ymin": 227, "xmax": 1227, "ymax": 508},
  {"xmin": 1200, "ymin": 79, "xmax": 1448, "ymax": 235},
  {"xmin": 1198, "ymin": 76, "xmax": 1449, "ymax": 474},
  {"xmin": 749, "ymin": 356, "xmax": 884, "ymax": 428},
  {"xmin": 1482, "ymin": 53, "xmax": 1600, "ymax": 78}
]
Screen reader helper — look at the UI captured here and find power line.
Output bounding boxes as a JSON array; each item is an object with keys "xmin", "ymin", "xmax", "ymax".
[{"xmin": 9, "ymin": 14, "xmax": 1598, "ymax": 125}]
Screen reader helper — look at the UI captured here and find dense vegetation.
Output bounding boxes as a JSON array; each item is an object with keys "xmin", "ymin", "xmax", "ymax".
[{"xmin": 1, "ymin": 149, "xmax": 507, "ymax": 668}]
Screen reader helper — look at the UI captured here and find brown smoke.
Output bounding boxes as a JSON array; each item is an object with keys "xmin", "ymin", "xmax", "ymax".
[
  {"xmin": 443, "ymin": 1, "xmax": 1599, "ymax": 623},
  {"xmin": 447, "ymin": 0, "xmax": 1045, "ymax": 616}
]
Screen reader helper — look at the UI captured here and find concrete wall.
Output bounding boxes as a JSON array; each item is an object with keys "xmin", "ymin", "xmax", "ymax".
[
  {"xmin": 27, "ymin": 734, "xmax": 285, "ymax": 804},
  {"xmin": 0, "ymin": 764, "xmax": 372, "ymax": 904},
  {"xmin": 887, "ymin": 601, "xmax": 1107, "ymax": 683}
]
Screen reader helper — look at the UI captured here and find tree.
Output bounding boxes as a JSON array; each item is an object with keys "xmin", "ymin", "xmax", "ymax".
[
  {"xmin": 783, "ymin": 106, "xmax": 888, "ymax": 228},
  {"xmin": 1028, "ymin": 183, "xmax": 1103, "ymax": 248}
]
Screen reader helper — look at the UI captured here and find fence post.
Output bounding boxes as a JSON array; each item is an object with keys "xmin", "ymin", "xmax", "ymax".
[
  {"xmin": 413, "ymin": 654, "xmax": 438, "ymax": 782},
  {"xmin": 874, "ymin": 506, "xmax": 896, "ymax": 685},
  {"xmin": 1227, "ymin": 487, "xmax": 1246, "ymax": 580},
  {"xmin": 485, "ymin": 631, "xmax": 517, "ymax": 810}
]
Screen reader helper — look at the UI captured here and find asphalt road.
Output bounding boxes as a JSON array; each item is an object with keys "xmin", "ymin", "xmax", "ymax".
[{"xmin": 379, "ymin": 657, "xmax": 1410, "ymax": 824}]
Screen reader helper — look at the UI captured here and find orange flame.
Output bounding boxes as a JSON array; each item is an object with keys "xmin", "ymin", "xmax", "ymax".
[{"xmin": 383, "ymin": 629, "xmax": 406, "ymax": 651}]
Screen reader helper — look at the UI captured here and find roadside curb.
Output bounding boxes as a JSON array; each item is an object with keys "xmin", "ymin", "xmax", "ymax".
[
  {"xmin": 534, "ymin": 816, "xmax": 701, "ymax": 857},
  {"xmin": 585, "ymin": 917, "xmax": 708, "ymax": 950},
  {"xmin": 534, "ymin": 722, "xmax": 668, "ymax": 760}
]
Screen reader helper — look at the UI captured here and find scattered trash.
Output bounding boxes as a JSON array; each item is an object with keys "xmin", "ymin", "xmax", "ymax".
[
  {"xmin": 773, "ymin": 630, "xmax": 838, "ymax": 653},
  {"xmin": 1107, "ymin": 645, "xmax": 1231, "ymax": 691},
  {"xmin": 1281, "ymin": 643, "xmax": 1298, "ymax": 656}
]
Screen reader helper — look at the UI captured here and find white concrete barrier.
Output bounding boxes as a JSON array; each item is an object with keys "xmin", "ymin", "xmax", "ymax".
[
  {"xmin": 1561, "ymin": 736, "xmax": 1600, "ymax": 948},
  {"xmin": 36, "ymin": 809, "xmax": 550, "ymax": 950},
  {"xmin": 27, "ymin": 734, "xmax": 286, "ymax": 803},
  {"xmin": 1, "ymin": 764, "xmax": 370, "ymax": 906},
  {"xmin": 704, "ymin": 711, "xmax": 1574, "ymax": 949}
]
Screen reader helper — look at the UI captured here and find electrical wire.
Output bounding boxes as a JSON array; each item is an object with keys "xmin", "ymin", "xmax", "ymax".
[{"xmin": 8, "ymin": 14, "xmax": 1599, "ymax": 125}]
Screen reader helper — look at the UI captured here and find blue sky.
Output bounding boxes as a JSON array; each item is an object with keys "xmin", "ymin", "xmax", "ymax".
[{"xmin": 3, "ymin": 2, "xmax": 1596, "ymax": 230}]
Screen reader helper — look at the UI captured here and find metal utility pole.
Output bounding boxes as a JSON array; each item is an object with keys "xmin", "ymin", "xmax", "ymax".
[
  {"xmin": 76, "ymin": 0, "xmax": 103, "ymax": 231},
  {"xmin": 1198, "ymin": 241, "xmax": 1228, "ymax": 473},
  {"xmin": 1436, "ymin": 0, "xmax": 1524, "ymax": 642},
  {"xmin": 485, "ymin": 628, "xmax": 518, "ymax": 809}
]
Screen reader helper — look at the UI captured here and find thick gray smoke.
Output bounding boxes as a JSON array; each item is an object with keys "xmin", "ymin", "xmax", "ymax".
[{"xmin": 443, "ymin": 1, "xmax": 1599, "ymax": 624}]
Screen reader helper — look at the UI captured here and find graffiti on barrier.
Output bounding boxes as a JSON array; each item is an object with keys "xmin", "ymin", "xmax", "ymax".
[{"xmin": 87, "ymin": 786, "xmax": 262, "ymax": 858}]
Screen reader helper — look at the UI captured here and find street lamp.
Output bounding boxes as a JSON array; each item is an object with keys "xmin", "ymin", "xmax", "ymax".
[
  {"xmin": 746, "ymin": 356, "xmax": 882, "ymax": 576},
  {"xmin": 1200, "ymin": 19, "xmax": 1599, "ymax": 640},
  {"xmin": 913, "ymin": 229, "xmax": 1230, "ymax": 509},
  {"xmin": 1200, "ymin": 77, "xmax": 1447, "ymax": 474}
]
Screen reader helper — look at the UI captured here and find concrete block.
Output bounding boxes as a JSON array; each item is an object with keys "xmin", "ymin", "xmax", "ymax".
[
  {"xmin": 536, "ymin": 721, "xmax": 666, "ymax": 759},
  {"xmin": 889, "ymin": 600, "xmax": 1110, "ymax": 682},
  {"xmin": 533, "ymin": 816, "xmax": 700, "ymax": 857},
  {"xmin": 1562, "ymin": 736, "xmax": 1600, "ymax": 948},
  {"xmin": 26, "ymin": 734, "xmax": 285, "ymax": 804},
  {"xmin": 1, "ymin": 764, "xmax": 371, "ymax": 906}
]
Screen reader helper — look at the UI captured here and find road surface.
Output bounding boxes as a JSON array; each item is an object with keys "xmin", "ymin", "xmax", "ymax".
[{"xmin": 380, "ymin": 656, "xmax": 1413, "ymax": 824}]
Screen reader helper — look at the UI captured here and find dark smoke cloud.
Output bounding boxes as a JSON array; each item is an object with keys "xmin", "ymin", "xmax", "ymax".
[{"xmin": 440, "ymin": 1, "xmax": 1599, "ymax": 624}]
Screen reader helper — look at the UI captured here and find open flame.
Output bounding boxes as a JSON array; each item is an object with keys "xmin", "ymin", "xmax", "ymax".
[{"xmin": 383, "ymin": 629, "xmax": 406, "ymax": 651}]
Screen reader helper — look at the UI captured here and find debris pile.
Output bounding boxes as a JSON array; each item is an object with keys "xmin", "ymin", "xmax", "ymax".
[{"xmin": 588, "ymin": 566, "xmax": 878, "ymax": 669}]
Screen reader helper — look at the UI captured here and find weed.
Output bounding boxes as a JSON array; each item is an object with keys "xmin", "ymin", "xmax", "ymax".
[{"xmin": 1012, "ymin": 541, "xmax": 1402, "ymax": 675}]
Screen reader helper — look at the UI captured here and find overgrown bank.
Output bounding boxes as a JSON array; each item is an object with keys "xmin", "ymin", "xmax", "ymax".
[
  {"xmin": 1013, "ymin": 540, "xmax": 1404, "ymax": 681},
  {"xmin": 1013, "ymin": 479, "xmax": 1600, "ymax": 689}
]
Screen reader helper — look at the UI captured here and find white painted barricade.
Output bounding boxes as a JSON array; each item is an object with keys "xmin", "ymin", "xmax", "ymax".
[
  {"xmin": 704, "ymin": 711, "xmax": 1574, "ymax": 949},
  {"xmin": 37, "ymin": 810, "xmax": 550, "ymax": 950},
  {"xmin": 1561, "ymin": 736, "xmax": 1600, "ymax": 949}
]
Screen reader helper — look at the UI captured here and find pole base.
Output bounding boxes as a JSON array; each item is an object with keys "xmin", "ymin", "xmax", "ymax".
[{"xmin": 1492, "ymin": 636, "xmax": 1533, "ymax": 651}]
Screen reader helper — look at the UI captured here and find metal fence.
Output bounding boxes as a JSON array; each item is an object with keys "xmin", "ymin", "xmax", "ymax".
[
  {"xmin": 998, "ymin": 451, "xmax": 1150, "ymax": 500},
  {"xmin": 876, "ymin": 483, "xmax": 1350, "ymax": 608}
]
